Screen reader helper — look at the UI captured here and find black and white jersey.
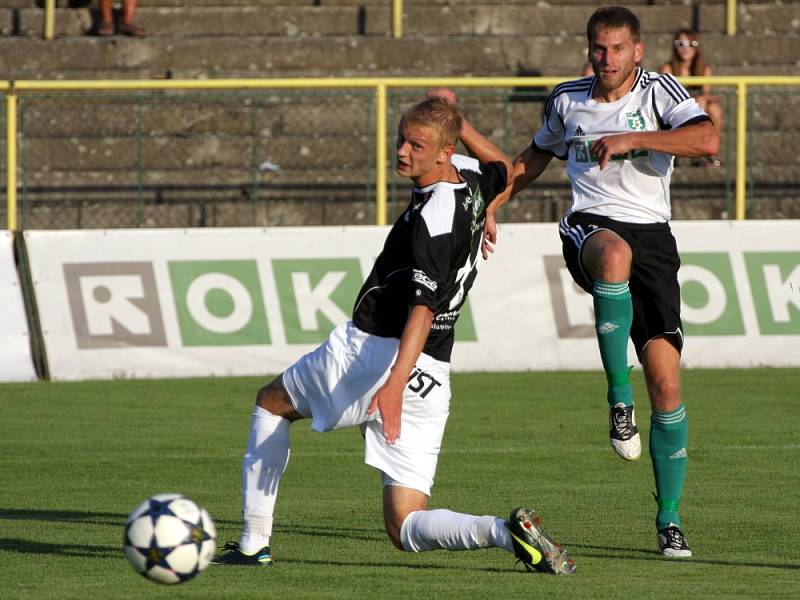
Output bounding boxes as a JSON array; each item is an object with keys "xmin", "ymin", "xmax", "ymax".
[
  {"xmin": 352, "ymin": 154, "xmax": 507, "ymax": 363},
  {"xmin": 533, "ymin": 68, "xmax": 710, "ymax": 223}
]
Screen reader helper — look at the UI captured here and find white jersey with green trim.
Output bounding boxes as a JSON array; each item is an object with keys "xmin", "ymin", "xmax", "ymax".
[{"xmin": 533, "ymin": 68, "xmax": 710, "ymax": 223}]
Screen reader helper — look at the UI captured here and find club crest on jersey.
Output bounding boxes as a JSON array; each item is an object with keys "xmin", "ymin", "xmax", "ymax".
[{"xmin": 625, "ymin": 110, "xmax": 646, "ymax": 131}]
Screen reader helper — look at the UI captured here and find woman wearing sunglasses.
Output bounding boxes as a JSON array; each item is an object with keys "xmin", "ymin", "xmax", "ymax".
[{"xmin": 660, "ymin": 29, "xmax": 722, "ymax": 166}]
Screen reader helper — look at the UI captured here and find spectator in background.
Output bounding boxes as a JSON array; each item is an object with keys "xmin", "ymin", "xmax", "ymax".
[
  {"xmin": 660, "ymin": 29, "xmax": 722, "ymax": 166},
  {"xmin": 98, "ymin": 0, "xmax": 146, "ymax": 37}
]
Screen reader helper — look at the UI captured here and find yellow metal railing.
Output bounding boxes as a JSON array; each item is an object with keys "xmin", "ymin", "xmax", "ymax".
[
  {"xmin": 393, "ymin": 0, "xmax": 403, "ymax": 39},
  {"xmin": 44, "ymin": 0, "xmax": 56, "ymax": 40},
  {"xmin": 4, "ymin": 76, "xmax": 800, "ymax": 229},
  {"xmin": 727, "ymin": 0, "xmax": 737, "ymax": 36}
]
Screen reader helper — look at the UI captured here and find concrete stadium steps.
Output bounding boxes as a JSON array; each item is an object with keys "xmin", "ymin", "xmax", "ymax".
[
  {"xmin": 15, "ymin": 126, "xmax": 798, "ymax": 176},
  {"xmin": 10, "ymin": 3, "xmax": 800, "ymax": 38},
  {"xmin": 14, "ymin": 90, "xmax": 799, "ymax": 196},
  {"xmin": 16, "ymin": 197, "xmax": 376, "ymax": 229},
  {"xmin": 14, "ymin": 6, "xmax": 383, "ymax": 37},
  {"xmin": 16, "ymin": 164, "xmax": 788, "ymax": 202},
  {"xmin": 1, "ymin": 0, "xmax": 797, "ymax": 227},
  {"xmin": 16, "ymin": 87, "xmax": 800, "ymax": 135},
  {"xmin": 2, "ymin": 33, "xmax": 798, "ymax": 80},
  {"xmin": 14, "ymin": 187, "xmax": 800, "ymax": 231},
  {"xmin": 14, "ymin": 160, "xmax": 799, "ymax": 230},
  {"xmin": 18, "ymin": 93, "xmax": 377, "ymax": 137},
  {"xmin": 21, "ymin": 133, "xmax": 375, "ymax": 171}
]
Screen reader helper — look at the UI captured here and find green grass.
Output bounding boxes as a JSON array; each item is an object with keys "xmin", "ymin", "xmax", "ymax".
[{"xmin": 0, "ymin": 369, "xmax": 798, "ymax": 599}]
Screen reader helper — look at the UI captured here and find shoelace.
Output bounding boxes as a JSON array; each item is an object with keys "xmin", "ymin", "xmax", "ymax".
[
  {"xmin": 613, "ymin": 408, "xmax": 633, "ymax": 437},
  {"xmin": 665, "ymin": 529, "xmax": 687, "ymax": 548}
]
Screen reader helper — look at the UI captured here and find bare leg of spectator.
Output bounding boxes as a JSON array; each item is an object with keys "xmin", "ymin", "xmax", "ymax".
[{"xmin": 120, "ymin": 0, "xmax": 146, "ymax": 37}]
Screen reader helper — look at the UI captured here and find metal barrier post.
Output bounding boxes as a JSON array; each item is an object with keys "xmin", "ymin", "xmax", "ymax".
[
  {"xmin": 735, "ymin": 81, "xmax": 747, "ymax": 220},
  {"xmin": 44, "ymin": 0, "xmax": 56, "ymax": 40},
  {"xmin": 393, "ymin": 0, "xmax": 403, "ymax": 39},
  {"xmin": 727, "ymin": 0, "xmax": 737, "ymax": 36},
  {"xmin": 376, "ymin": 83, "xmax": 388, "ymax": 225},
  {"xmin": 6, "ymin": 88, "xmax": 17, "ymax": 230}
]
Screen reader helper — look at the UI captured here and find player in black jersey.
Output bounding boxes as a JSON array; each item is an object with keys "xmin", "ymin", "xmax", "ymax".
[{"xmin": 214, "ymin": 93, "xmax": 575, "ymax": 575}]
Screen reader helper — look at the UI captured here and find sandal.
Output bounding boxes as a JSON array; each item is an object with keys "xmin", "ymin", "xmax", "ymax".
[
  {"xmin": 118, "ymin": 21, "xmax": 146, "ymax": 37},
  {"xmin": 97, "ymin": 20, "xmax": 114, "ymax": 36},
  {"xmin": 691, "ymin": 156, "xmax": 721, "ymax": 168}
]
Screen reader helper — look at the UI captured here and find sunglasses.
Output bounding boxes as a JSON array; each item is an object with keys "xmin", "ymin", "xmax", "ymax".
[{"xmin": 673, "ymin": 39, "xmax": 699, "ymax": 48}]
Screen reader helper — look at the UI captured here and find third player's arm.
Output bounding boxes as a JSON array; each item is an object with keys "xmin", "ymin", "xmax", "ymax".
[
  {"xmin": 459, "ymin": 118, "xmax": 512, "ymax": 184},
  {"xmin": 481, "ymin": 145, "xmax": 553, "ymax": 259},
  {"xmin": 425, "ymin": 87, "xmax": 512, "ymax": 183},
  {"xmin": 592, "ymin": 120, "xmax": 720, "ymax": 169},
  {"xmin": 488, "ymin": 145, "xmax": 554, "ymax": 216}
]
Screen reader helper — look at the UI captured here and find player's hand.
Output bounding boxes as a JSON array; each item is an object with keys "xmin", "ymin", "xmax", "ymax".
[
  {"xmin": 592, "ymin": 133, "xmax": 634, "ymax": 170},
  {"xmin": 482, "ymin": 212, "xmax": 497, "ymax": 260},
  {"xmin": 367, "ymin": 378, "xmax": 404, "ymax": 445},
  {"xmin": 426, "ymin": 88, "xmax": 457, "ymax": 105}
]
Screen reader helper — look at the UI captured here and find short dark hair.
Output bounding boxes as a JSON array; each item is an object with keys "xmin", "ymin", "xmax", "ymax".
[
  {"xmin": 587, "ymin": 6, "xmax": 641, "ymax": 44},
  {"xmin": 400, "ymin": 97, "xmax": 462, "ymax": 148}
]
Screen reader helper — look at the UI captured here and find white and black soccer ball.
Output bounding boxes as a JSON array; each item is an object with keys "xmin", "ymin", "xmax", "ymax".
[{"xmin": 123, "ymin": 493, "xmax": 217, "ymax": 585}]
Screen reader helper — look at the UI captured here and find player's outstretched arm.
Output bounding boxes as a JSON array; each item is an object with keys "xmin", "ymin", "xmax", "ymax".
[
  {"xmin": 489, "ymin": 145, "xmax": 553, "ymax": 216},
  {"xmin": 592, "ymin": 120, "xmax": 720, "ymax": 169},
  {"xmin": 480, "ymin": 145, "xmax": 553, "ymax": 259},
  {"xmin": 367, "ymin": 304, "xmax": 433, "ymax": 445}
]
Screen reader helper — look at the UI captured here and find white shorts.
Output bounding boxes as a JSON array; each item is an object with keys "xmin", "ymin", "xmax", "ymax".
[{"xmin": 281, "ymin": 321, "xmax": 451, "ymax": 496}]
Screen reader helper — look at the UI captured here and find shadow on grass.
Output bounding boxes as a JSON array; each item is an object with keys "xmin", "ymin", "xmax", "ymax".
[
  {"xmin": 0, "ymin": 507, "xmax": 386, "ymax": 540},
  {"xmin": 0, "ymin": 509, "xmax": 123, "ymax": 559},
  {"xmin": 268, "ymin": 556, "xmax": 519, "ymax": 574},
  {"xmin": 8, "ymin": 509, "xmax": 793, "ymax": 573},
  {"xmin": 573, "ymin": 543, "xmax": 800, "ymax": 571},
  {"xmin": 273, "ymin": 523, "xmax": 386, "ymax": 543},
  {"xmin": 0, "ymin": 507, "xmax": 125, "ymax": 526},
  {"xmin": 0, "ymin": 538, "xmax": 119, "ymax": 559}
]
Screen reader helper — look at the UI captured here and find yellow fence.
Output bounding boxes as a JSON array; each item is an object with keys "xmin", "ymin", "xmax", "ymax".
[{"xmin": 4, "ymin": 75, "xmax": 800, "ymax": 230}]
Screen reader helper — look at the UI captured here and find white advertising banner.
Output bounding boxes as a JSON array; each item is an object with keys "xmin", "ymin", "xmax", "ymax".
[
  {"xmin": 24, "ymin": 221, "xmax": 800, "ymax": 381},
  {"xmin": 0, "ymin": 232, "xmax": 36, "ymax": 381},
  {"xmin": 454, "ymin": 220, "xmax": 800, "ymax": 371}
]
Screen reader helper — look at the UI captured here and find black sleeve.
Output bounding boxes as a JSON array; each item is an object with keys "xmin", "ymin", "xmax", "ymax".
[
  {"xmin": 408, "ymin": 218, "xmax": 452, "ymax": 312},
  {"xmin": 477, "ymin": 160, "xmax": 508, "ymax": 209}
]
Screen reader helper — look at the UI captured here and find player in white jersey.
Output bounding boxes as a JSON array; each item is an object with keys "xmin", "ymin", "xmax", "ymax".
[
  {"xmin": 488, "ymin": 6, "xmax": 720, "ymax": 558},
  {"xmin": 213, "ymin": 93, "xmax": 576, "ymax": 575}
]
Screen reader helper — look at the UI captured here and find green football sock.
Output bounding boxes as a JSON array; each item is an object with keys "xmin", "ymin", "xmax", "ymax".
[
  {"xmin": 592, "ymin": 280, "xmax": 633, "ymax": 407},
  {"xmin": 650, "ymin": 405, "xmax": 688, "ymax": 530}
]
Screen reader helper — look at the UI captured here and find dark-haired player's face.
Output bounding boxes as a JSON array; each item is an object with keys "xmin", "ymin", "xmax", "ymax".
[
  {"xmin": 588, "ymin": 26, "xmax": 643, "ymax": 94},
  {"xmin": 395, "ymin": 122, "xmax": 449, "ymax": 185}
]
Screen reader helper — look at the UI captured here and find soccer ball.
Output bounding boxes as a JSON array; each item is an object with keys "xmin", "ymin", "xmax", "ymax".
[{"xmin": 123, "ymin": 493, "xmax": 217, "ymax": 585}]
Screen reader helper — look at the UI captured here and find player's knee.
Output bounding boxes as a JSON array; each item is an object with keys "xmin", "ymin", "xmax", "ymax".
[
  {"xmin": 255, "ymin": 376, "xmax": 295, "ymax": 416},
  {"xmin": 384, "ymin": 522, "xmax": 406, "ymax": 551},
  {"xmin": 647, "ymin": 377, "xmax": 681, "ymax": 411},
  {"xmin": 598, "ymin": 243, "xmax": 632, "ymax": 279},
  {"xmin": 584, "ymin": 235, "xmax": 632, "ymax": 281},
  {"xmin": 382, "ymin": 503, "xmax": 415, "ymax": 551}
]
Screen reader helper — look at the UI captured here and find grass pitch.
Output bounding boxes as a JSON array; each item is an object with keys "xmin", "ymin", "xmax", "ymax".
[{"xmin": 0, "ymin": 369, "xmax": 798, "ymax": 599}]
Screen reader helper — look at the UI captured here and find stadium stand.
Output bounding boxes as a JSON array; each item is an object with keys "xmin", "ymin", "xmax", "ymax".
[{"xmin": 0, "ymin": 0, "xmax": 798, "ymax": 227}]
